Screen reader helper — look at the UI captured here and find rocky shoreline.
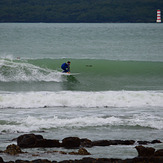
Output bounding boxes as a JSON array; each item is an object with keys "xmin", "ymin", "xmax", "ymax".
[{"xmin": 0, "ymin": 134, "xmax": 163, "ymax": 163}]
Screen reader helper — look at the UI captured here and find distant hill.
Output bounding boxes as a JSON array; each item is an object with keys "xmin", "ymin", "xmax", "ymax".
[{"xmin": 0, "ymin": 0, "xmax": 162, "ymax": 23}]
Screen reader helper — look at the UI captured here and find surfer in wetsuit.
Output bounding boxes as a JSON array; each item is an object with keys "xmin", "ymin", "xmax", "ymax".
[{"xmin": 61, "ymin": 61, "xmax": 71, "ymax": 73}]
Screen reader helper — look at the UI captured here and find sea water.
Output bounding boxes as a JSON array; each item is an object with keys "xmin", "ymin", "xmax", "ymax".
[{"xmin": 0, "ymin": 23, "xmax": 163, "ymax": 161}]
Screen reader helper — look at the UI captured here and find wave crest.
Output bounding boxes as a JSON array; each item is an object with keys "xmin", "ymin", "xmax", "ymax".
[{"xmin": 0, "ymin": 58, "xmax": 62, "ymax": 82}]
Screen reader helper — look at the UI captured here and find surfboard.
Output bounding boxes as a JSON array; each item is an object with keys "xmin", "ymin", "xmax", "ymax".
[{"xmin": 62, "ymin": 72, "xmax": 79, "ymax": 76}]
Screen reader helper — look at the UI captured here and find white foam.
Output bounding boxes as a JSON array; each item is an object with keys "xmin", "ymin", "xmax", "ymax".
[
  {"xmin": 0, "ymin": 115, "xmax": 120, "ymax": 133},
  {"xmin": 0, "ymin": 112, "xmax": 162, "ymax": 134},
  {"xmin": 0, "ymin": 90, "xmax": 163, "ymax": 109},
  {"xmin": 0, "ymin": 58, "xmax": 62, "ymax": 82},
  {"xmin": 131, "ymin": 113, "xmax": 163, "ymax": 129}
]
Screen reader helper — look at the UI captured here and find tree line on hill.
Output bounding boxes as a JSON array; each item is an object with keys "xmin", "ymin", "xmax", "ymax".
[{"xmin": 0, "ymin": 0, "xmax": 162, "ymax": 23}]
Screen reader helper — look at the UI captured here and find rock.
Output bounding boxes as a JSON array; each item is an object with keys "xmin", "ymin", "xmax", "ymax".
[
  {"xmin": 15, "ymin": 160, "xmax": 30, "ymax": 163},
  {"xmin": 107, "ymin": 140, "xmax": 119, "ymax": 145},
  {"xmin": 155, "ymin": 149, "xmax": 163, "ymax": 156},
  {"xmin": 69, "ymin": 148, "xmax": 90, "ymax": 155},
  {"xmin": 4, "ymin": 144, "xmax": 23, "ymax": 155},
  {"xmin": 35, "ymin": 135, "xmax": 44, "ymax": 140},
  {"xmin": 92, "ymin": 140, "xmax": 110, "ymax": 146},
  {"xmin": 137, "ymin": 140, "xmax": 161, "ymax": 145},
  {"xmin": 124, "ymin": 140, "xmax": 135, "ymax": 145},
  {"xmin": 133, "ymin": 156, "xmax": 163, "ymax": 163},
  {"xmin": 30, "ymin": 159, "xmax": 51, "ymax": 163},
  {"xmin": 59, "ymin": 160, "xmax": 73, "ymax": 163},
  {"xmin": 135, "ymin": 146, "xmax": 155, "ymax": 157},
  {"xmin": 151, "ymin": 139, "xmax": 162, "ymax": 144},
  {"xmin": 36, "ymin": 139, "xmax": 60, "ymax": 148},
  {"xmin": 115, "ymin": 140, "xmax": 135, "ymax": 145},
  {"xmin": 0, "ymin": 157, "xmax": 4, "ymax": 162},
  {"xmin": 68, "ymin": 151, "xmax": 77, "ymax": 155},
  {"xmin": 95, "ymin": 158, "xmax": 122, "ymax": 163},
  {"xmin": 92, "ymin": 140, "xmax": 135, "ymax": 146},
  {"xmin": 17, "ymin": 134, "xmax": 60, "ymax": 148},
  {"xmin": 59, "ymin": 151, "xmax": 67, "ymax": 155},
  {"xmin": 80, "ymin": 138, "xmax": 93, "ymax": 147},
  {"xmin": 137, "ymin": 141, "xmax": 150, "ymax": 145},
  {"xmin": 16, "ymin": 134, "xmax": 161, "ymax": 150},
  {"xmin": 78, "ymin": 148, "xmax": 90, "ymax": 155},
  {"xmin": 17, "ymin": 134, "xmax": 41, "ymax": 148},
  {"xmin": 62, "ymin": 137, "xmax": 80, "ymax": 148},
  {"xmin": 77, "ymin": 157, "xmax": 96, "ymax": 163}
]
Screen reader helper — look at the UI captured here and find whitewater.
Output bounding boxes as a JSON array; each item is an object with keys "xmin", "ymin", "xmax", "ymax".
[
  {"xmin": 0, "ymin": 23, "xmax": 163, "ymax": 161},
  {"xmin": 0, "ymin": 91, "xmax": 163, "ymax": 109}
]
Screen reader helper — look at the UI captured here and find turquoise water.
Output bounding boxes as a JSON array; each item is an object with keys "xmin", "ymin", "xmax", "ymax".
[{"xmin": 0, "ymin": 23, "xmax": 163, "ymax": 161}]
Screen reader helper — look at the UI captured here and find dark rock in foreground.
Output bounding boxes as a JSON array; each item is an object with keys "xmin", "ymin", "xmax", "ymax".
[
  {"xmin": 80, "ymin": 138, "xmax": 93, "ymax": 147},
  {"xmin": 17, "ymin": 134, "xmax": 60, "ymax": 148},
  {"xmin": 17, "ymin": 134, "xmax": 42, "ymax": 148},
  {"xmin": 0, "ymin": 134, "xmax": 159, "ymax": 163},
  {"xmin": 138, "ymin": 139, "xmax": 161, "ymax": 145},
  {"xmin": 92, "ymin": 140, "xmax": 135, "ymax": 146},
  {"xmin": 68, "ymin": 148, "xmax": 91, "ymax": 155},
  {"xmin": 36, "ymin": 139, "xmax": 60, "ymax": 148},
  {"xmin": 4, "ymin": 144, "xmax": 23, "ymax": 155},
  {"xmin": 61, "ymin": 137, "xmax": 80, "ymax": 148},
  {"xmin": 135, "ymin": 146, "xmax": 155, "ymax": 157},
  {"xmin": 1, "ymin": 145, "xmax": 163, "ymax": 163},
  {"xmin": 0, "ymin": 157, "xmax": 4, "ymax": 162},
  {"xmin": 16, "ymin": 134, "xmax": 162, "ymax": 149},
  {"xmin": 155, "ymin": 149, "xmax": 163, "ymax": 156}
]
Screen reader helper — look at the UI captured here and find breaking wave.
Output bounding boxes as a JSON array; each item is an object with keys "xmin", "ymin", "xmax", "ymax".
[
  {"xmin": 0, "ymin": 111, "xmax": 163, "ymax": 134},
  {"xmin": 0, "ymin": 58, "xmax": 62, "ymax": 82},
  {"xmin": 0, "ymin": 90, "xmax": 163, "ymax": 109}
]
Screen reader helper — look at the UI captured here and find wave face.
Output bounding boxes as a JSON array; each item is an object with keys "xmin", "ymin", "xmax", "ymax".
[{"xmin": 0, "ymin": 58, "xmax": 163, "ymax": 91}]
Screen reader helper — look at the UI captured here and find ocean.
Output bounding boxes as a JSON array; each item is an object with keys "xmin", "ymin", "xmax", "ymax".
[{"xmin": 0, "ymin": 23, "xmax": 163, "ymax": 161}]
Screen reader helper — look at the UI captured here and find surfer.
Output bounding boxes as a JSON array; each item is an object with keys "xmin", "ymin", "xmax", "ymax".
[{"xmin": 61, "ymin": 61, "xmax": 71, "ymax": 73}]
